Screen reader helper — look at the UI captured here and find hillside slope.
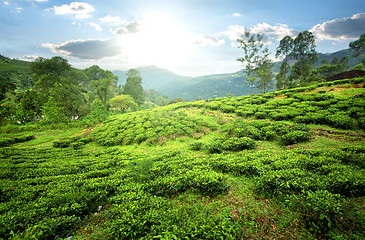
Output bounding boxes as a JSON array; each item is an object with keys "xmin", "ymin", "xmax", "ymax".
[{"xmin": 1, "ymin": 77, "xmax": 364, "ymax": 239}]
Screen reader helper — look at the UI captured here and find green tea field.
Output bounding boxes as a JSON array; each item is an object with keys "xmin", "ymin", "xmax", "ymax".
[{"xmin": 1, "ymin": 78, "xmax": 364, "ymax": 239}]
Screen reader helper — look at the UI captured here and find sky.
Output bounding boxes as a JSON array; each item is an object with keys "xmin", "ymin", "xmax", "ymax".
[{"xmin": 1, "ymin": 0, "xmax": 365, "ymax": 76}]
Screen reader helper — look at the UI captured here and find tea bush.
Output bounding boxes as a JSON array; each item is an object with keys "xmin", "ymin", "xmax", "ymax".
[
  {"xmin": 279, "ymin": 130, "xmax": 311, "ymax": 145},
  {"xmin": 293, "ymin": 190, "xmax": 344, "ymax": 234}
]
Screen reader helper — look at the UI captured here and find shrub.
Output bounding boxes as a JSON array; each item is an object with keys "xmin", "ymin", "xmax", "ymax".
[
  {"xmin": 222, "ymin": 137, "xmax": 256, "ymax": 151},
  {"xmin": 0, "ymin": 134, "xmax": 34, "ymax": 147},
  {"xmin": 327, "ymin": 114, "xmax": 357, "ymax": 129},
  {"xmin": 279, "ymin": 130, "xmax": 311, "ymax": 145},
  {"xmin": 189, "ymin": 141, "xmax": 204, "ymax": 151},
  {"xmin": 254, "ymin": 111, "xmax": 267, "ymax": 119},
  {"xmin": 294, "ymin": 190, "xmax": 344, "ymax": 234}
]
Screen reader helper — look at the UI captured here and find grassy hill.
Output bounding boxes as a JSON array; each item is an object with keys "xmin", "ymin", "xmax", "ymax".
[
  {"xmin": 1, "ymin": 77, "xmax": 364, "ymax": 239},
  {"xmin": 0, "ymin": 55, "xmax": 31, "ymax": 77}
]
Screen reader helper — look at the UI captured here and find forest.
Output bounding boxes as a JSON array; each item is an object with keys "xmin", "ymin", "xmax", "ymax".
[{"xmin": 0, "ymin": 32, "xmax": 364, "ymax": 239}]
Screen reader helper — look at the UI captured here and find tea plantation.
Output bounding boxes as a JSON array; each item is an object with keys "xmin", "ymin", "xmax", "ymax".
[{"xmin": 1, "ymin": 77, "xmax": 364, "ymax": 239}]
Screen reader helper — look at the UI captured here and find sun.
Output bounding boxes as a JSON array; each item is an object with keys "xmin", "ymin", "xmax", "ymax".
[{"xmin": 121, "ymin": 15, "xmax": 193, "ymax": 70}]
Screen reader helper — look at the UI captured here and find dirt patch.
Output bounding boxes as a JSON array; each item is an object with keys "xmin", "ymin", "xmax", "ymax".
[
  {"xmin": 313, "ymin": 127, "xmax": 365, "ymax": 140},
  {"xmin": 325, "ymin": 70, "xmax": 365, "ymax": 82}
]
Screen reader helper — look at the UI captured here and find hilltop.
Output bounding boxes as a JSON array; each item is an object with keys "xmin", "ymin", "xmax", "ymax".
[{"xmin": 1, "ymin": 77, "xmax": 364, "ymax": 239}]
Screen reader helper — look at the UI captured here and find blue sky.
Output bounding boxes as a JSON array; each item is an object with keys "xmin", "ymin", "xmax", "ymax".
[{"xmin": 1, "ymin": 0, "xmax": 365, "ymax": 76}]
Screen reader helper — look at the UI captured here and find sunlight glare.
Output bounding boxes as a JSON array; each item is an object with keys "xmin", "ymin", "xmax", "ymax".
[{"xmin": 122, "ymin": 15, "xmax": 193, "ymax": 69}]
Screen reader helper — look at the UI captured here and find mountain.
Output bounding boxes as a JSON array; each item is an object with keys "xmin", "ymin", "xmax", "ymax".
[
  {"xmin": 113, "ymin": 67, "xmax": 257, "ymax": 100},
  {"xmin": 113, "ymin": 66, "xmax": 189, "ymax": 90},
  {"xmin": 158, "ymin": 72, "xmax": 257, "ymax": 100},
  {"xmin": 317, "ymin": 49, "xmax": 364, "ymax": 67},
  {"xmin": 113, "ymin": 49, "xmax": 364, "ymax": 101}
]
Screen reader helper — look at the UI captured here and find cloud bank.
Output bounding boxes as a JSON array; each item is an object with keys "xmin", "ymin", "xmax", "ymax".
[
  {"xmin": 113, "ymin": 20, "xmax": 140, "ymax": 35},
  {"xmin": 49, "ymin": 2, "xmax": 95, "ymax": 19},
  {"xmin": 224, "ymin": 23, "xmax": 298, "ymax": 43},
  {"xmin": 194, "ymin": 35, "xmax": 225, "ymax": 47},
  {"xmin": 311, "ymin": 13, "xmax": 365, "ymax": 40},
  {"xmin": 42, "ymin": 39, "xmax": 121, "ymax": 60},
  {"xmin": 100, "ymin": 15, "xmax": 126, "ymax": 26}
]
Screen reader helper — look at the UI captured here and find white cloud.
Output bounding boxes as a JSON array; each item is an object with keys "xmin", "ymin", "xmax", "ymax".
[
  {"xmin": 311, "ymin": 13, "xmax": 365, "ymax": 41},
  {"xmin": 15, "ymin": 7, "xmax": 23, "ymax": 13},
  {"xmin": 35, "ymin": 0, "xmax": 48, "ymax": 2},
  {"xmin": 21, "ymin": 55, "xmax": 39, "ymax": 61},
  {"xmin": 49, "ymin": 2, "xmax": 95, "ymax": 19},
  {"xmin": 4, "ymin": 1, "xmax": 9, "ymax": 5},
  {"xmin": 89, "ymin": 22, "xmax": 102, "ymax": 31},
  {"xmin": 100, "ymin": 15, "xmax": 126, "ymax": 26},
  {"xmin": 42, "ymin": 39, "xmax": 122, "ymax": 60},
  {"xmin": 232, "ymin": 13, "xmax": 241, "ymax": 17},
  {"xmin": 113, "ymin": 20, "xmax": 140, "ymax": 35},
  {"xmin": 194, "ymin": 35, "xmax": 225, "ymax": 47},
  {"xmin": 224, "ymin": 23, "xmax": 298, "ymax": 43}
]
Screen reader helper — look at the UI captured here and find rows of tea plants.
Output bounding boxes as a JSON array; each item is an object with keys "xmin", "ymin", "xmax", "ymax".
[
  {"xmin": 208, "ymin": 146, "xmax": 365, "ymax": 235},
  {"xmin": 0, "ymin": 144, "xmax": 239, "ymax": 239},
  {"xmin": 178, "ymin": 77, "xmax": 365, "ymax": 130},
  {"xmin": 1, "ymin": 78, "xmax": 364, "ymax": 239},
  {"xmin": 91, "ymin": 107, "xmax": 220, "ymax": 146},
  {"xmin": 92, "ymin": 105, "xmax": 313, "ymax": 151}
]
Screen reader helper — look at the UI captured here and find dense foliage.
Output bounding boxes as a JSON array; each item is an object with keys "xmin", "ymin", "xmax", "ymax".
[
  {"xmin": 1, "ymin": 78, "xmax": 364, "ymax": 239},
  {"xmin": 0, "ymin": 56, "xmax": 168, "ymax": 126}
]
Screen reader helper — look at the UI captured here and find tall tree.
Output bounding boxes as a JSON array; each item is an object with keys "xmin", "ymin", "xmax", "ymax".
[
  {"xmin": 31, "ymin": 56, "xmax": 85, "ymax": 119},
  {"xmin": 0, "ymin": 75, "xmax": 16, "ymax": 101},
  {"xmin": 237, "ymin": 28, "xmax": 269, "ymax": 104},
  {"xmin": 349, "ymin": 34, "xmax": 365, "ymax": 55},
  {"xmin": 276, "ymin": 61, "xmax": 290, "ymax": 90},
  {"xmin": 289, "ymin": 31, "xmax": 317, "ymax": 86},
  {"xmin": 256, "ymin": 59, "xmax": 274, "ymax": 94},
  {"xmin": 122, "ymin": 69, "xmax": 145, "ymax": 106},
  {"xmin": 110, "ymin": 94, "xmax": 137, "ymax": 112},
  {"xmin": 275, "ymin": 36, "xmax": 294, "ymax": 90},
  {"xmin": 85, "ymin": 65, "xmax": 118, "ymax": 104}
]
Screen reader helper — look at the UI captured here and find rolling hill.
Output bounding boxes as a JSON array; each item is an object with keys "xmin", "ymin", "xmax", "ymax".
[
  {"xmin": 1, "ymin": 77, "xmax": 364, "ymax": 239},
  {"xmin": 113, "ymin": 48, "xmax": 364, "ymax": 100}
]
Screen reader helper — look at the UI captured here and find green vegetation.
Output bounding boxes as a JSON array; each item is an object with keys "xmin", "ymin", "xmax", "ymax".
[
  {"xmin": 1, "ymin": 77, "xmax": 364, "ymax": 239},
  {"xmin": 0, "ymin": 56, "xmax": 169, "ymax": 126}
]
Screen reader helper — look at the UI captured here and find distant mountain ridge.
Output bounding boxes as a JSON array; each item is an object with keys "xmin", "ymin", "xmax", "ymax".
[
  {"xmin": 1, "ymin": 48, "xmax": 364, "ymax": 101},
  {"xmin": 113, "ymin": 66, "xmax": 189, "ymax": 90},
  {"xmin": 112, "ymin": 48, "xmax": 364, "ymax": 100}
]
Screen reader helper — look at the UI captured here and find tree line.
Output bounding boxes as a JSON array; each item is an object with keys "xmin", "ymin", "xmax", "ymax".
[
  {"xmin": 237, "ymin": 31, "xmax": 365, "ymax": 103},
  {"xmin": 0, "ymin": 56, "xmax": 168, "ymax": 125}
]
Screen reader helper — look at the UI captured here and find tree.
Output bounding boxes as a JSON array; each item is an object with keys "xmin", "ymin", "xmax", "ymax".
[
  {"xmin": 289, "ymin": 31, "xmax": 317, "ymax": 86},
  {"xmin": 122, "ymin": 69, "xmax": 145, "ymax": 106},
  {"xmin": 89, "ymin": 98, "xmax": 109, "ymax": 122},
  {"xmin": 307, "ymin": 64, "xmax": 343, "ymax": 83},
  {"xmin": 275, "ymin": 36, "xmax": 294, "ymax": 90},
  {"xmin": 330, "ymin": 56, "xmax": 340, "ymax": 65},
  {"xmin": 353, "ymin": 58, "xmax": 365, "ymax": 70},
  {"xmin": 256, "ymin": 59, "xmax": 274, "ymax": 93},
  {"xmin": 0, "ymin": 75, "xmax": 16, "ymax": 101},
  {"xmin": 85, "ymin": 65, "xmax": 118, "ymax": 104},
  {"xmin": 237, "ymin": 28, "xmax": 270, "ymax": 104},
  {"xmin": 288, "ymin": 59, "xmax": 313, "ymax": 87},
  {"xmin": 110, "ymin": 94, "xmax": 137, "ymax": 112},
  {"xmin": 31, "ymin": 56, "xmax": 85, "ymax": 118},
  {"xmin": 321, "ymin": 58, "xmax": 328, "ymax": 65},
  {"xmin": 31, "ymin": 56, "xmax": 71, "ymax": 77},
  {"xmin": 276, "ymin": 61, "xmax": 290, "ymax": 90},
  {"xmin": 19, "ymin": 89, "xmax": 41, "ymax": 122},
  {"xmin": 339, "ymin": 55, "xmax": 350, "ymax": 71},
  {"xmin": 349, "ymin": 34, "xmax": 365, "ymax": 53},
  {"xmin": 40, "ymin": 97, "xmax": 68, "ymax": 124}
]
